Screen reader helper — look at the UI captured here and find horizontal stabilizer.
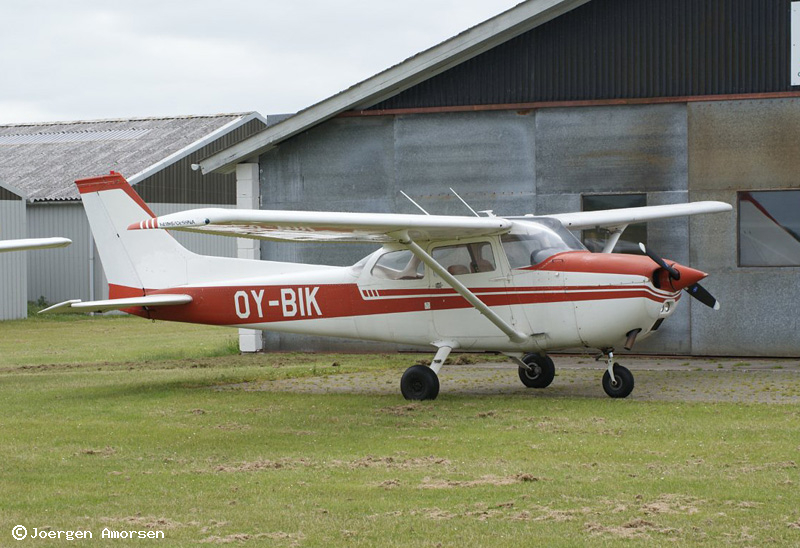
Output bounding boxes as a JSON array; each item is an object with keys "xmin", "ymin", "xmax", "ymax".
[{"xmin": 39, "ymin": 294, "xmax": 192, "ymax": 314}]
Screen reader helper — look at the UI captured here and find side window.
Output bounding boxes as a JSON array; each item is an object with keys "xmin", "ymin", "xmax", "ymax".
[
  {"xmin": 582, "ymin": 194, "xmax": 647, "ymax": 254},
  {"xmin": 739, "ymin": 190, "xmax": 800, "ymax": 266},
  {"xmin": 432, "ymin": 242, "xmax": 496, "ymax": 276},
  {"xmin": 371, "ymin": 250, "xmax": 424, "ymax": 280}
]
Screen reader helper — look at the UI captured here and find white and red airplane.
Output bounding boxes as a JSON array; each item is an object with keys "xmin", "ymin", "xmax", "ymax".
[
  {"xmin": 0, "ymin": 237, "xmax": 71, "ymax": 253},
  {"xmin": 43, "ymin": 172, "xmax": 732, "ymax": 399}
]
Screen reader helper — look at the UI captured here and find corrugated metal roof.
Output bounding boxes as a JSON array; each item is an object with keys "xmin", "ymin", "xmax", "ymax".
[
  {"xmin": 0, "ymin": 128, "xmax": 152, "ymax": 145},
  {"xmin": 0, "ymin": 114, "xmax": 264, "ymax": 201}
]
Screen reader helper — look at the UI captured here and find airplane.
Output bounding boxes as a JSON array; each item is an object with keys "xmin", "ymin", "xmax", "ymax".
[
  {"xmin": 42, "ymin": 172, "xmax": 732, "ymax": 400},
  {"xmin": 0, "ymin": 237, "xmax": 71, "ymax": 253}
]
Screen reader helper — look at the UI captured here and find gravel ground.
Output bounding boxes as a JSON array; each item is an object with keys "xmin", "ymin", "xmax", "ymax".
[{"xmin": 237, "ymin": 355, "xmax": 800, "ymax": 403}]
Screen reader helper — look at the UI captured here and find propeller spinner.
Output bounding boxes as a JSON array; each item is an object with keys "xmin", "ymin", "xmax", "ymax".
[{"xmin": 638, "ymin": 243, "xmax": 720, "ymax": 310}]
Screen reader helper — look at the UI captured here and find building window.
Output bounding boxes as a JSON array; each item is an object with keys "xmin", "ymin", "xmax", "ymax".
[
  {"xmin": 738, "ymin": 190, "xmax": 800, "ymax": 267},
  {"xmin": 581, "ymin": 194, "xmax": 647, "ymax": 254}
]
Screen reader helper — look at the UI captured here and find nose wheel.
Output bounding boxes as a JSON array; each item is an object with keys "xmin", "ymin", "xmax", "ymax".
[{"xmin": 601, "ymin": 352, "xmax": 634, "ymax": 398}]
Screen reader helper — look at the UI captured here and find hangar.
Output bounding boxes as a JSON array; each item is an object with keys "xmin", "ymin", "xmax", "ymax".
[
  {"xmin": 0, "ymin": 113, "xmax": 268, "ymax": 307},
  {"xmin": 0, "ymin": 182, "xmax": 28, "ymax": 319},
  {"xmin": 185, "ymin": 2, "xmax": 800, "ymax": 355}
]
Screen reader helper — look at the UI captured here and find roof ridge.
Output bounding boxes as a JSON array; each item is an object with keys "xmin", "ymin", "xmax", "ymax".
[{"xmin": 0, "ymin": 112, "xmax": 254, "ymax": 129}]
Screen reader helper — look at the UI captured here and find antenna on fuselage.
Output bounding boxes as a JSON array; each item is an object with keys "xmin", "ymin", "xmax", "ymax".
[
  {"xmin": 399, "ymin": 191, "xmax": 430, "ymax": 215},
  {"xmin": 449, "ymin": 187, "xmax": 480, "ymax": 217}
]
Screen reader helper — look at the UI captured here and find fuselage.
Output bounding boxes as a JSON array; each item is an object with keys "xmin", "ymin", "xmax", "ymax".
[{"xmin": 118, "ymin": 233, "xmax": 698, "ymax": 354}]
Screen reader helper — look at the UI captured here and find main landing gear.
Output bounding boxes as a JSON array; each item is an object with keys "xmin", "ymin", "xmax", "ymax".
[
  {"xmin": 517, "ymin": 353, "xmax": 555, "ymax": 389},
  {"xmin": 401, "ymin": 345, "xmax": 449, "ymax": 401}
]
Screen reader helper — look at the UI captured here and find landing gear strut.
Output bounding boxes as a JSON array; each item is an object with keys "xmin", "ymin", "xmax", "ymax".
[
  {"xmin": 400, "ymin": 344, "xmax": 450, "ymax": 401},
  {"xmin": 601, "ymin": 350, "xmax": 634, "ymax": 398}
]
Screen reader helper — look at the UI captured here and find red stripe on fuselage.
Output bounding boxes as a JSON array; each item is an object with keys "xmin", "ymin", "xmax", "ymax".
[{"xmin": 110, "ymin": 281, "xmax": 676, "ymax": 326}]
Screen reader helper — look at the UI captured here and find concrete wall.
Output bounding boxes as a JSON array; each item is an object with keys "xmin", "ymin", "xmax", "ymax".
[
  {"xmin": 259, "ymin": 99, "xmax": 800, "ymax": 356},
  {"xmin": 0, "ymin": 195, "xmax": 27, "ymax": 320},
  {"xmin": 687, "ymin": 99, "xmax": 800, "ymax": 356}
]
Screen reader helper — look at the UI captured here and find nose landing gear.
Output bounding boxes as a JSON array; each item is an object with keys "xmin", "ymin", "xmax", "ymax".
[{"xmin": 601, "ymin": 350, "xmax": 634, "ymax": 398}]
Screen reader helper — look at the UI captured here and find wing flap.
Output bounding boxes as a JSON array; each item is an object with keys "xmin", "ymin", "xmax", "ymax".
[
  {"xmin": 127, "ymin": 208, "xmax": 512, "ymax": 243},
  {"xmin": 40, "ymin": 294, "xmax": 193, "ymax": 314}
]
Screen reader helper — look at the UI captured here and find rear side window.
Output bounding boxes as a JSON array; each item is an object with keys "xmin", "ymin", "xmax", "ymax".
[{"xmin": 371, "ymin": 250, "xmax": 424, "ymax": 280}]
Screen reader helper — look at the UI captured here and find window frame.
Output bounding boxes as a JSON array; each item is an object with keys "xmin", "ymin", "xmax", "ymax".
[{"xmin": 737, "ymin": 189, "xmax": 800, "ymax": 268}]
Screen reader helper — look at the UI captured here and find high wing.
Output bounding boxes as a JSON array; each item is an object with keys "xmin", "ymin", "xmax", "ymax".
[
  {"xmin": 126, "ymin": 202, "xmax": 731, "ymax": 244},
  {"xmin": 534, "ymin": 201, "xmax": 732, "ymax": 230},
  {"xmin": 40, "ymin": 294, "xmax": 193, "ymax": 314},
  {"xmin": 0, "ymin": 237, "xmax": 71, "ymax": 253},
  {"xmin": 127, "ymin": 209, "xmax": 512, "ymax": 243}
]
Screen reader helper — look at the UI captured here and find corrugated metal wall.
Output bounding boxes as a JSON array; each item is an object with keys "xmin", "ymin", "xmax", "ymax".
[
  {"xmin": 134, "ymin": 119, "xmax": 266, "ymax": 204},
  {"xmin": 0, "ymin": 195, "xmax": 27, "ymax": 319},
  {"xmin": 370, "ymin": 0, "xmax": 794, "ymax": 110}
]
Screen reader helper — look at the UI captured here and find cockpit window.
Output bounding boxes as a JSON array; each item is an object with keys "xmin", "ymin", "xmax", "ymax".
[
  {"xmin": 371, "ymin": 250, "xmax": 424, "ymax": 280},
  {"xmin": 501, "ymin": 219, "xmax": 586, "ymax": 268},
  {"xmin": 431, "ymin": 241, "xmax": 496, "ymax": 276}
]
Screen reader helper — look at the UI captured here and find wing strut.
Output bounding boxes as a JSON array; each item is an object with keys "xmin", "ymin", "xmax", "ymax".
[
  {"xmin": 398, "ymin": 233, "xmax": 529, "ymax": 345},
  {"xmin": 602, "ymin": 225, "xmax": 628, "ymax": 253}
]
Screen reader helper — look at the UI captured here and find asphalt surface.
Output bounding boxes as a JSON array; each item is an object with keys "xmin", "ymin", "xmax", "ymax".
[{"xmin": 236, "ymin": 355, "xmax": 800, "ymax": 403}]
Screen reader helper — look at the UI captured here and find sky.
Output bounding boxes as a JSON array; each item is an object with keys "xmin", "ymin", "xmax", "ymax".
[{"xmin": 0, "ymin": 1, "xmax": 522, "ymax": 125}]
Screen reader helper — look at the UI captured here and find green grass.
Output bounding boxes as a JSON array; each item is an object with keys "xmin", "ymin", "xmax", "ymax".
[{"xmin": 1, "ymin": 314, "xmax": 799, "ymax": 546}]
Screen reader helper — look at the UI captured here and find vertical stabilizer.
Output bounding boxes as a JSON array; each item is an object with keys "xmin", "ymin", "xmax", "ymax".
[{"xmin": 76, "ymin": 172, "xmax": 193, "ymax": 293}]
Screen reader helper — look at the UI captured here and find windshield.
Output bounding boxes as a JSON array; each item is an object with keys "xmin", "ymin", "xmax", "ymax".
[{"xmin": 501, "ymin": 219, "xmax": 586, "ymax": 269}]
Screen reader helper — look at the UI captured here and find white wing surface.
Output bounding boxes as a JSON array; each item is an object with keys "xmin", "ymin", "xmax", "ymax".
[
  {"xmin": 536, "ymin": 201, "xmax": 732, "ymax": 230},
  {"xmin": 0, "ymin": 237, "xmax": 71, "ymax": 253},
  {"xmin": 128, "ymin": 209, "xmax": 512, "ymax": 243}
]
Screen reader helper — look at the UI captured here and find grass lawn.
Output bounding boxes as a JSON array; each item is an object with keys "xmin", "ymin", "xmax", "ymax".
[{"xmin": 1, "ymin": 313, "xmax": 799, "ymax": 546}]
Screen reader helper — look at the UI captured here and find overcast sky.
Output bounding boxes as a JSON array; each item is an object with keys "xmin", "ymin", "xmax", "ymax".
[{"xmin": 0, "ymin": 1, "xmax": 522, "ymax": 125}]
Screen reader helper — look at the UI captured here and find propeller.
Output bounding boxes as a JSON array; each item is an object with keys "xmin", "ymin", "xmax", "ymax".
[{"xmin": 638, "ymin": 243, "xmax": 720, "ymax": 310}]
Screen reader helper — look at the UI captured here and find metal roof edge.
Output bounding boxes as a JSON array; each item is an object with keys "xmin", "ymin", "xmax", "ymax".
[
  {"xmin": 198, "ymin": 0, "xmax": 591, "ymax": 175},
  {"xmin": 127, "ymin": 112, "xmax": 268, "ymax": 185},
  {"xmin": 0, "ymin": 180, "xmax": 29, "ymax": 199},
  {"xmin": 0, "ymin": 112, "xmax": 259, "ymax": 129}
]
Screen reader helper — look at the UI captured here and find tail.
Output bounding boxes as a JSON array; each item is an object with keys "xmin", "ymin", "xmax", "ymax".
[{"xmin": 77, "ymin": 172, "xmax": 194, "ymax": 294}]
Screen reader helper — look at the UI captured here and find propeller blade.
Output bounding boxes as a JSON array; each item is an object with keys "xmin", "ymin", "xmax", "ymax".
[
  {"xmin": 638, "ymin": 243, "xmax": 680, "ymax": 280},
  {"xmin": 685, "ymin": 283, "xmax": 720, "ymax": 310}
]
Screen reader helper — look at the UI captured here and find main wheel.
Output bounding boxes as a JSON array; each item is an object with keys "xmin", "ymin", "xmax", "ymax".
[
  {"xmin": 517, "ymin": 353, "xmax": 555, "ymax": 389},
  {"xmin": 602, "ymin": 363, "xmax": 634, "ymax": 398},
  {"xmin": 400, "ymin": 365, "xmax": 440, "ymax": 400}
]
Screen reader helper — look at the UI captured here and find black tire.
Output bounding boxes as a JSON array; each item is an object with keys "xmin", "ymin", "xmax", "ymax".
[
  {"xmin": 400, "ymin": 365, "xmax": 440, "ymax": 400},
  {"xmin": 602, "ymin": 363, "xmax": 634, "ymax": 398},
  {"xmin": 517, "ymin": 353, "xmax": 555, "ymax": 388}
]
